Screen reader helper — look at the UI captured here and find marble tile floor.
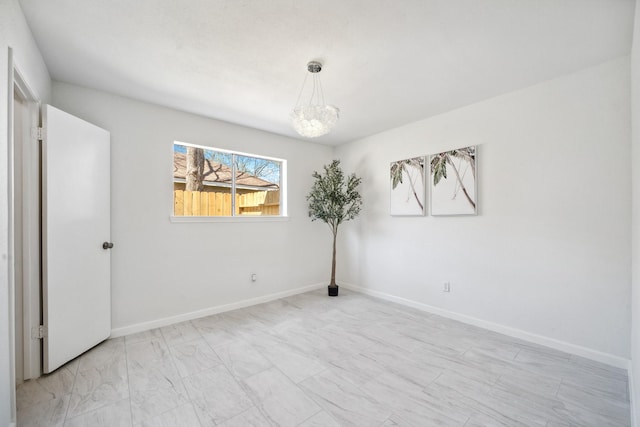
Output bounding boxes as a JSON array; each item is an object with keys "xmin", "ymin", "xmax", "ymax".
[{"xmin": 16, "ymin": 289, "xmax": 630, "ymax": 427}]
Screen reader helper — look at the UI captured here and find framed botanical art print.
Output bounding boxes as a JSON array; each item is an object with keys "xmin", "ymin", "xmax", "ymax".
[
  {"xmin": 430, "ymin": 145, "xmax": 477, "ymax": 216},
  {"xmin": 390, "ymin": 156, "xmax": 426, "ymax": 216}
]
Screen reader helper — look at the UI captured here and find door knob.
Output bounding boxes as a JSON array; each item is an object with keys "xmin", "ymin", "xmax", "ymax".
[{"xmin": 102, "ymin": 242, "xmax": 114, "ymax": 250}]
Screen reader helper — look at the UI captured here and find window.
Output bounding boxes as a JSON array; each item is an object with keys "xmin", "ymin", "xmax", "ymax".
[{"xmin": 173, "ymin": 142, "xmax": 285, "ymax": 217}]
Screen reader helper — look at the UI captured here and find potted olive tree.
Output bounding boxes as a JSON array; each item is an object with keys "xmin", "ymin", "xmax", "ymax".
[{"xmin": 307, "ymin": 160, "xmax": 362, "ymax": 296}]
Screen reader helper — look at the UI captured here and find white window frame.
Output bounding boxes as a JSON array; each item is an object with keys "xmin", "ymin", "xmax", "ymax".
[{"xmin": 170, "ymin": 141, "xmax": 288, "ymax": 222}]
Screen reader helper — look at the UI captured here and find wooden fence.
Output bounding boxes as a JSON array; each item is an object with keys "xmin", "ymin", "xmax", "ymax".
[
  {"xmin": 236, "ymin": 190, "xmax": 280, "ymax": 216},
  {"xmin": 174, "ymin": 190, "xmax": 280, "ymax": 216}
]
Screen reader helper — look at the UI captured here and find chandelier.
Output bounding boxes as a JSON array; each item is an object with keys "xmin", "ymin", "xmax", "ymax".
[{"xmin": 291, "ymin": 61, "xmax": 339, "ymax": 138}]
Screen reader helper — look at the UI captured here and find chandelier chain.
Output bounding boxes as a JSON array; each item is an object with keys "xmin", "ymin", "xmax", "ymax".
[{"xmin": 293, "ymin": 72, "xmax": 309, "ymax": 109}]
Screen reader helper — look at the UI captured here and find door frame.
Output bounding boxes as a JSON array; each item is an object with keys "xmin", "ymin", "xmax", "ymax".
[{"xmin": 9, "ymin": 48, "xmax": 42, "ymax": 383}]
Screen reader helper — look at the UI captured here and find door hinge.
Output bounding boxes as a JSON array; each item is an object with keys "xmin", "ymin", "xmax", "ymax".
[
  {"xmin": 32, "ymin": 127, "xmax": 43, "ymax": 141},
  {"xmin": 32, "ymin": 325, "xmax": 46, "ymax": 339}
]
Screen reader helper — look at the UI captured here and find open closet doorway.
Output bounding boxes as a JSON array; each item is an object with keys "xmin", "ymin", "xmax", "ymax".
[{"xmin": 10, "ymin": 58, "xmax": 112, "ymax": 396}]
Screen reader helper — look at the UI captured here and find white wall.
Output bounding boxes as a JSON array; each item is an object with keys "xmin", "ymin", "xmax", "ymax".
[
  {"xmin": 630, "ymin": 0, "xmax": 640, "ymax": 423},
  {"xmin": 0, "ymin": 1, "xmax": 51, "ymax": 425},
  {"xmin": 52, "ymin": 82, "xmax": 333, "ymax": 332},
  {"xmin": 336, "ymin": 57, "xmax": 631, "ymax": 363}
]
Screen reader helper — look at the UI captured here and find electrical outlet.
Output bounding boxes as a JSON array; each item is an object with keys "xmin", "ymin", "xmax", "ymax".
[{"xmin": 443, "ymin": 282, "xmax": 450, "ymax": 292}]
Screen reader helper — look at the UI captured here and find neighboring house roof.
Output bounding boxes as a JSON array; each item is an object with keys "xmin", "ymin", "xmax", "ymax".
[{"xmin": 173, "ymin": 152, "xmax": 278, "ymax": 189}]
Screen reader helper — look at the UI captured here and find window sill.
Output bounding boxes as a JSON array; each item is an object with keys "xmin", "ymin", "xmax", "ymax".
[{"xmin": 169, "ymin": 215, "xmax": 289, "ymax": 223}]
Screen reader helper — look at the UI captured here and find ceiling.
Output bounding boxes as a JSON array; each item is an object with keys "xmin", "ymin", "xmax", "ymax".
[{"xmin": 18, "ymin": 0, "xmax": 635, "ymax": 146}]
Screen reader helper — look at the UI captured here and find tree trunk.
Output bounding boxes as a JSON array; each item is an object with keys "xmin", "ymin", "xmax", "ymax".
[
  {"xmin": 186, "ymin": 147, "xmax": 204, "ymax": 191},
  {"xmin": 330, "ymin": 229, "xmax": 337, "ymax": 287}
]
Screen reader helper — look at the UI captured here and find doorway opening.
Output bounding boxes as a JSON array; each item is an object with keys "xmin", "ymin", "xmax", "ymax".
[{"xmin": 11, "ymin": 58, "xmax": 43, "ymax": 386}]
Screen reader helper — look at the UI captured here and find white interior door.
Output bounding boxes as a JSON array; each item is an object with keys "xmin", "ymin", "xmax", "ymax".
[{"xmin": 42, "ymin": 105, "xmax": 111, "ymax": 373}]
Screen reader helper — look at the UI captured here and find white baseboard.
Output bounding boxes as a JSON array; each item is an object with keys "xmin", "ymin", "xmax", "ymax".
[
  {"xmin": 340, "ymin": 282, "xmax": 630, "ymax": 369},
  {"xmin": 110, "ymin": 282, "xmax": 326, "ymax": 338},
  {"xmin": 110, "ymin": 280, "xmax": 629, "ymax": 370},
  {"xmin": 630, "ymin": 362, "xmax": 638, "ymax": 427}
]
